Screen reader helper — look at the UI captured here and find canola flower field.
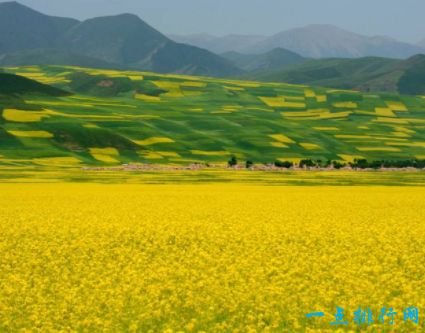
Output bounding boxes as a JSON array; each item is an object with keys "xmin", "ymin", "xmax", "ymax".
[
  {"xmin": 1, "ymin": 165, "xmax": 425, "ymax": 186},
  {"xmin": 1, "ymin": 183, "xmax": 424, "ymax": 332}
]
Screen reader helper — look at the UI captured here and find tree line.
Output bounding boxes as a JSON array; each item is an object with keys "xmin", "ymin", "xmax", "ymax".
[{"xmin": 228, "ymin": 156, "xmax": 425, "ymax": 169}]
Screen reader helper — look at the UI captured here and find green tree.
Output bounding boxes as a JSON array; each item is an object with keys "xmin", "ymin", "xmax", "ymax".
[
  {"xmin": 274, "ymin": 160, "xmax": 293, "ymax": 168},
  {"xmin": 228, "ymin": 155, "xmax": 238, "ymax": 167},
  {"xmin": 300, "ymin": 159, "xmax": 315, "ymax": 168}
]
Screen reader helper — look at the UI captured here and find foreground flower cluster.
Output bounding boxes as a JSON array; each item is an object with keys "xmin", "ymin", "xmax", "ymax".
[{"xmin": 0, "ymin": 184, "xmax": 424, "ymax": 332}]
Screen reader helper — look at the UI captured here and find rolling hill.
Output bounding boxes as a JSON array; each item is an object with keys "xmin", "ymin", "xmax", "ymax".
[
  {"xmin": 249, "ymin": 54, "xmax": 425, "ymax": 95},
  {"xmin": 0, "ymin": 72, "xmax": 69, "ymax": 96},
  {"xmin": 1, "ymin": 65, "xmax": 425, "ymax": 167},
  {"xmin": 0, "ymin": 1, "xmax": 240, "ymax": 77}
]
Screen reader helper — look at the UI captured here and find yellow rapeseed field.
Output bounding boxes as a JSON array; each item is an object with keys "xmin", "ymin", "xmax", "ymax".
[{"xmin": 0, "ymin": 184, "xmax": 424, "ymax": 332}]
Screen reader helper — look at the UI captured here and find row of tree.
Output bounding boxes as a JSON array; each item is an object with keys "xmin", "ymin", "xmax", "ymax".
[{"xmin": 228, "ymin": 156, "xmax": 425, "ymax": 169}]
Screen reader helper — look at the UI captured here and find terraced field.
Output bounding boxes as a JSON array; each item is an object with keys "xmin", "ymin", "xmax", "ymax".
[{"xmin": 2, "ymin": 65, "xmax": 425, "ymax": 167}]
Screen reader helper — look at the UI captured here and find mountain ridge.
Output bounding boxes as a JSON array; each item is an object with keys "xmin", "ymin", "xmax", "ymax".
[
  {"xmin": 0, "ymin": 1, "xmax": 79, "ymax": 53},
  {"xmin": 221, "ymin": 48, "xmax": 306, "ymax": 72},
  {"xmin": 0, "ymin": 1, "xmax": 241, "ymax": 77},
  {"xmin": 172, "ymin": 25, "xmax": 425, "ymax": 59}
]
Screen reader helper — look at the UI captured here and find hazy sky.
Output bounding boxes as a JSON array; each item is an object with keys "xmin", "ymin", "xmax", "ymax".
[{"xmin": 5, "ymin": 0, "xmax": 425, "ymax": 43}]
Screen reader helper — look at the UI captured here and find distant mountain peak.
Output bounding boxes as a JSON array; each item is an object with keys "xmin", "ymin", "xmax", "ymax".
[
  {"xmin": 252, "ymin": 25, "xmax": 425, "ymax": 59},
  {"xmin": 80, "ymin": 12, "xmax": 147, "ymax": 26},
  {"xmin": 0, "ymin": 1, "xmax": 52, "ymax": 16},
  {"xmin": 0, "ymin": 1, "xmax": 42, "ymax": 14},
  {"xmin": 271, "ymin": 24, "xmax": 359, "ymax": 39},
  {"xmin": 93, "ymin": 12, "xmax": 143, "ymax": 22},
  {"xmin": 0, "ymin": 1, "xmax": 25, "ymax": 8},
  {"xmin": 174, "ymin": 24, "xmax": 425, "ymax": 59}
]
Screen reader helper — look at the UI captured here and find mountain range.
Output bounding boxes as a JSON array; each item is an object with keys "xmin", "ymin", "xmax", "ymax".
[
  {"xmin": 1, "ymin": 1, "xmax": 425, "ymax": 95},
  {"xmin": 0, "ymin": 1, "xmax": 240, "ymax": 76},
  {"xmin": 171, "ymin": 25, "xmax": 425, "ymax": 59}
]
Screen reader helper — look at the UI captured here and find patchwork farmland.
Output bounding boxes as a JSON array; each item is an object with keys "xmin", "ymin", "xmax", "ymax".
[{"xmin": 2, "ymin": 65, "xmax": 425, "ymax": 167}]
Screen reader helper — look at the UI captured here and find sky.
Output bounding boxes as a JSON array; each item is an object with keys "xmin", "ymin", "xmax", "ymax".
[{"xmin": 5, "ymin": 0, "xmax": 425, "ymax": 43}]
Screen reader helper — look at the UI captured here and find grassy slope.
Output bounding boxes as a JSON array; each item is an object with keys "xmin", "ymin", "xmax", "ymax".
[
  {"xmin": 0, "ymin": 72, "xmax": 69, "ymax": 96},
  {"xmin": 248, "ymin": 57, "xmax": 398, "ymax": 89},
  {"xmin": 1, "ymin": 65, "xmax": 425, "ymax": 167},
  {"xmin": 249, "ymin": 55, "xmax": 425, "ymax": 95}
]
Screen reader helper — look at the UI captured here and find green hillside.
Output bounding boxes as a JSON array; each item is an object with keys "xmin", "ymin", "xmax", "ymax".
[
  {"xmin": 1, "ymin": 65, "xmax": 425, "ymax": 167},
  {"xmin": 249, "ymin": 54, "xmax": 425, "ymax": 95},
  {"xmin": 0, "ymin": 72, "xmax": 69, "ymax": 96}
]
